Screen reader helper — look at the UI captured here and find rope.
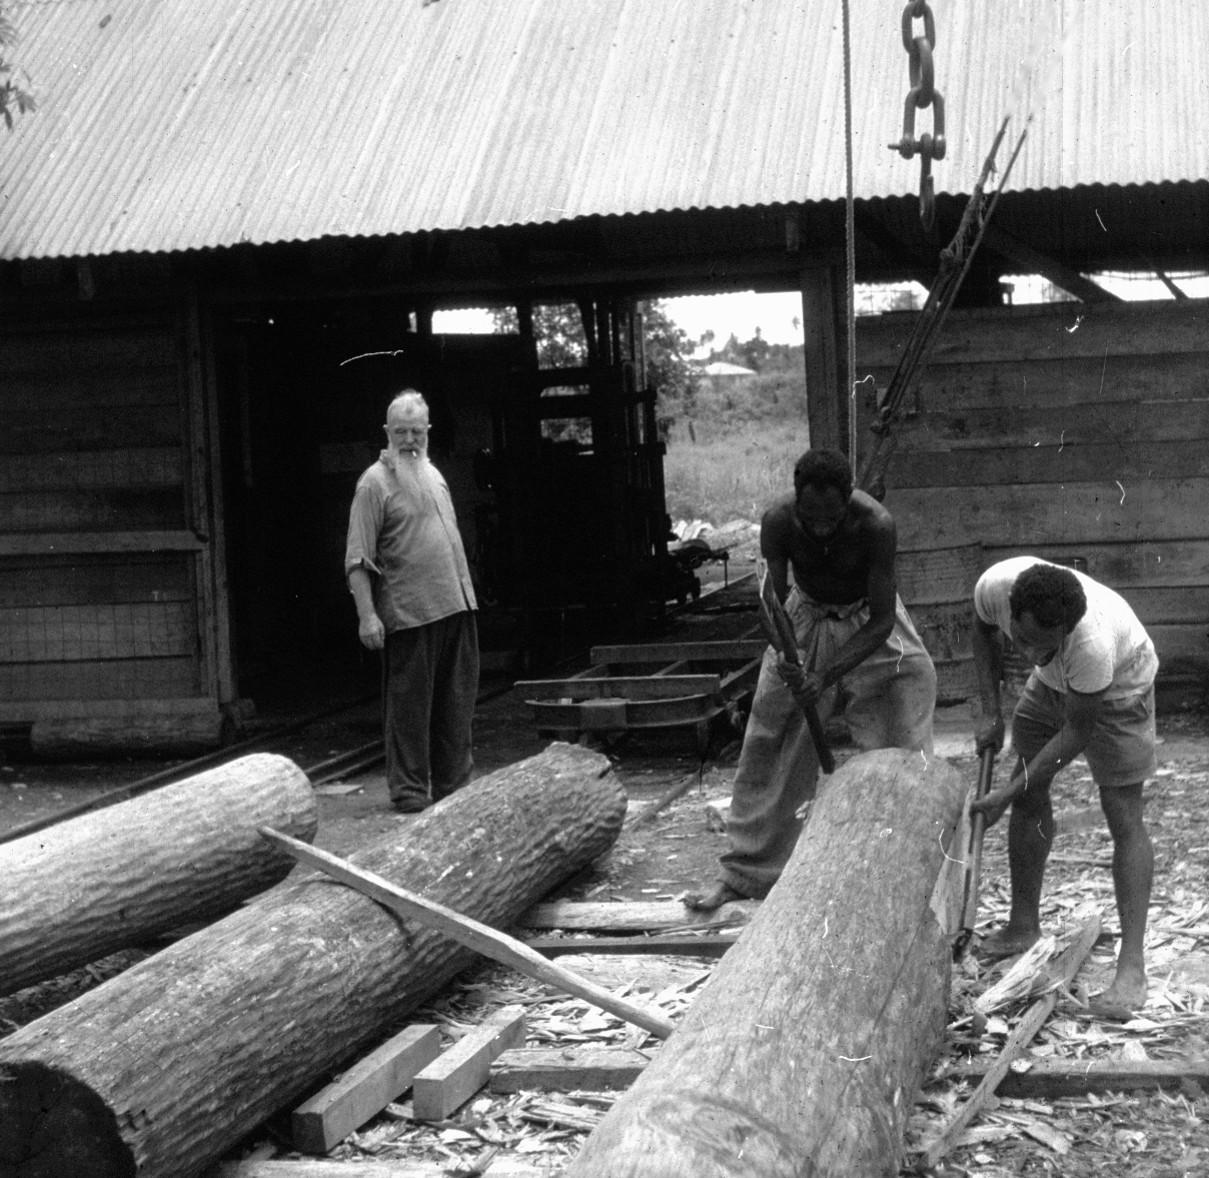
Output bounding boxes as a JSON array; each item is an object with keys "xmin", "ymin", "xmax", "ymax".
[{"xmin": 841, "ymin": 0, "xmax": 858, "ymax": 469}]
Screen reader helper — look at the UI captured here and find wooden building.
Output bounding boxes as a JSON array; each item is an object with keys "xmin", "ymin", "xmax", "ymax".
[{"xmin": 1, "ymin": 1, "xmax": 1206, "ymax": 747}]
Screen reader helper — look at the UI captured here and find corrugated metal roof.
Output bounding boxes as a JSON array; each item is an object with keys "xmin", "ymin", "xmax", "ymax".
[{"xmin": 1, "ymin": 0, "xmax": 1206, "ymax": 260}]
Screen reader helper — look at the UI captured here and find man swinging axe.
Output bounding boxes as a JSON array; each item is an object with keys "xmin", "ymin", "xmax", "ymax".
[{"xmin": 684, "ymin": 448, "xmax": 937, "ymax": 910}]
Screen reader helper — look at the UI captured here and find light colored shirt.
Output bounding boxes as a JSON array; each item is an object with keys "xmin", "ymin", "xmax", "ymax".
[
  {"xmin": 345, "ymin": 451, "xmax": 477, "ymax": 632},
  {"xmin": 974, "ymin": 556, "xmax": 1157, "ymax": 698}
]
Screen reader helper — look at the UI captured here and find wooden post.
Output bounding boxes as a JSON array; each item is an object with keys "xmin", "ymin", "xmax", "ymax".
[
  {"xmin": 800, "ymin": 264, "xmax": 846, "ymax": 452},
  {"xmin": 0, "ymin": 752, "xmax": 317, "ymax": 997},
  {"xmin": 0, "ymin": 743, "xmax": 624, "ymax": 1178},
  {"xmin": 565, "ymin": 747, "xmax": 968, "ymax": 1178}
]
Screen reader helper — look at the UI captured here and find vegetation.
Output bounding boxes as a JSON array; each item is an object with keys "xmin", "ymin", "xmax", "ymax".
[
  {"xmin": 488, "ymin": 298, "xmax": 703, "ymax": 446},
  {"xmin": 662, "ymin": 368, "xmax": 809, "ymax": 525},
  {"xmin": 484, "ymin": 298, "xmax": 807, "ymax": 525},
  {"xmin": 1, "ymin": 4, "xmax": 35, "ymax": 129}
]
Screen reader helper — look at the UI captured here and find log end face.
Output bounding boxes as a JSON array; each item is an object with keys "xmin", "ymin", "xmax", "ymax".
[{"xmin": 0, "ymin": 1061, "xmax": 135, "ymax": 1178}]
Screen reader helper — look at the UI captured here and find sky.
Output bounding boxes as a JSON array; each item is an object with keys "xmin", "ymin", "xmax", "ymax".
[
  {"xmin": 432, "ymin": 274, "xmax": 1209, "ymax": 350},
  {"xmin": 433, "ymin": 290, "xmax": 809, "ymax": 347}
]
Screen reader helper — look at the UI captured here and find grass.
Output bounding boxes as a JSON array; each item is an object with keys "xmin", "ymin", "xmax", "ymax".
[{"xmin": 661, "ymin": 372, "xmax": 810, "ymax": 525}]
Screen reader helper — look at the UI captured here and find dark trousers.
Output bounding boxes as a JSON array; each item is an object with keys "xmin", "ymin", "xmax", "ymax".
[{"xmin": 383, "ymin": 611, "xmax": 479, "ymax": 806}]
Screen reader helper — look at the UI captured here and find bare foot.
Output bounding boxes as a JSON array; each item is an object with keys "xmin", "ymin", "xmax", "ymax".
[
  {"xmin": 978, "ymin": 927, "xmax": 1041, "ymax": 961},
  {"xmin": 681, "ymin": 881, "xmax": 749, "ymax": 911},
  {"xmin": 1089, "ymin": 965, "xmax": 1147, "ymax": 1019}
]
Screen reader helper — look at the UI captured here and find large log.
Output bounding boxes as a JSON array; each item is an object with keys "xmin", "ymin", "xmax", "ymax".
[
  {"xmin": 566, "ymin": 747, "xmax": 968, "ymax": 1178},
  {"xmin": 0, "ymin": 752, "xmax": 317, "ymax": 997},
  {"xmin": 0, "ymin": 743, "xmax": 622, "ymax": 1178}
]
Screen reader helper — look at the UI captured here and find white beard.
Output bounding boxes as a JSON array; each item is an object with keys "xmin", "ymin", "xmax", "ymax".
[{"xmin": 388, "ymin": 447, "xmax": 424, "ymax": 480}]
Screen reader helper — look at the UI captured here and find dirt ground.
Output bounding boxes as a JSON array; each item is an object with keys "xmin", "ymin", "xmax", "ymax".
[{"xmin": 3, "ymin": 566, "xmax": 1209, "ymax": 1174}]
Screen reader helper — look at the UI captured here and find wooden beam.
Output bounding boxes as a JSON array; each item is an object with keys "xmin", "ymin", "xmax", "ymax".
[
  {"xmin": 490, "ymin": 1047, "xmax": 652, "ymax": 1094},
  {"xmin": 980, "ymin": 225, "xmax": 1121, "ymax": 304},
  {"xmin": 589, "ymin": 640, "xmax": 766, "ymax": 665},
  {"xmin": 219, "ymin": 1162, "xmax": 529, "ymax": 1178},
  {"xmin": 800, "ymin": 264, "xmax": 845, "ymax": 451},
  {"xmin": 221, "ymin": 1164, "xmax": 450, "ymax": 1177},
  {"xmin": 0, "ymin": 530, "xmax": 205, "ymax": 556},
  {"xmin": 518, "ymin": 899, "xmax": 757, "ymax": 933},
  {"xmin": 514, "ymin": 674, "xmax": 723, "ymax": 701},
  {"xmin": 292, "ymin": 1025, "xmax": 441, "ymax": 1154},
  {"xmin": 29, "ymin": 710, "xmax": 225, "ymax": 759},
  {"xmin": 916, "ymin": 916, "xmax": 1101, "ymax": 1170},
  {"xmin": 0, "ymin": 696, "xmax": 217, "ymax": 723},
  {"xmin": 523, "ymin": 934, "xmax": 736, "ymax": 958},
  {"xmin": 853, "ymin": 208, "xmax": 936, "ymax": 288},
  {"xmin": 949, "ymin": 1057, "xmax": 1209, "ymax": 1099},
  {"xmin": 412, "ymin": 1006, "xmax": 527, "ymax": 1121}
]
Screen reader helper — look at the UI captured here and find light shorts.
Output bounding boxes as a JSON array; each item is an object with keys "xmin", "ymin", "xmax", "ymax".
[{"xmin": 1011, "ymin": 677, "xmax": 1157, "ymax": 789}]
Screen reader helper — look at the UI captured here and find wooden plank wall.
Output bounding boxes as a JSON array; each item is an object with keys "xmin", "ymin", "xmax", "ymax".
[
  {"xmin": 856, "ymin": 297, "xmax": 1209, "ymax": 690},
  {"xmin": 0, "ymin": 311, "xmax": 213, "ymax": 722}
]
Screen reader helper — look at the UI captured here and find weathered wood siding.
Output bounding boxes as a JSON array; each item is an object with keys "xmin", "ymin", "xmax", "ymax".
[
  {"xmin": 0, "ymin": 306, "xmax": 224, "ymax": 724},
  {"xmin": 858, "ymin": 298, "xmax": 1209, "ymax": 688}
]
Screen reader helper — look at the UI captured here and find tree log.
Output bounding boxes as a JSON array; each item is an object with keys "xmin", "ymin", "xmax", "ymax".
[
  {"xmin": 0, "ymin": 743, "xmax": 622, "ymax": 1178},
  {"xmin": 0, "ymin": 752, "xmax": 317, "ymax": 997},
  {"xmin": 565, "ymin": 747, "xmax": 968, "ymax": 1178}
]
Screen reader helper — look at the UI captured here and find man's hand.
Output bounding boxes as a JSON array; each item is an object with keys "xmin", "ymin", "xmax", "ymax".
[
  {"xmin": 970, "ymin": 775, "xmax": 1026, "ymax": 829},
  {"xmin": 358, "ymin": 613, "xmax": 386, "ymax": 651},
  {"xmin": 774, "ymin": 655, "xmax": 824, "ymax": 707},
  {"xmin": 974, "ymin": 714, "xmax": 1005, "ymax": 756}
]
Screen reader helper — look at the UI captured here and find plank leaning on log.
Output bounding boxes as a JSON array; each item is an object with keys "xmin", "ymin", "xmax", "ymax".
[
  {"xmin": 565, "ymin": 747, "xmax": 968, "ymax": 1178},
  {"xmin": 260, "ymin": 828, "xmax": 675, "ymax": 1039},
  {"xmin": 0, "ymin": 742, "xmax": 625, "ymax": 1178},
  {"xmin": 0, "ymin": 752, "xmax": 317, "ymax": 997}
]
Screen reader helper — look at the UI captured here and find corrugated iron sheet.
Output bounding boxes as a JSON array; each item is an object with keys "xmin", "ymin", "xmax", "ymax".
[{"xmin": 1, "ymin": 0, "xmax": 1205, "ymax": 259}]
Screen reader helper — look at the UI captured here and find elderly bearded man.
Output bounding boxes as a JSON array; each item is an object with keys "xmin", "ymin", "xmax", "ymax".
[{"xmin": 345, "ymin": 390, "xmax": 479, "ymax": 814}]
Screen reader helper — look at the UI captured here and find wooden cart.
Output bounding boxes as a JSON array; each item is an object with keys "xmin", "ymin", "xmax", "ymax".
[{"xmin": 514, "ymin": 638, "xmax": 766, "ymax": 754}]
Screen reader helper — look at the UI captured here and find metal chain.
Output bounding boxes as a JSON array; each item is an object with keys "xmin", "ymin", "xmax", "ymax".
[{"xmin": 889, "ymin": 0, "xmax": 946, "ymax": 229}]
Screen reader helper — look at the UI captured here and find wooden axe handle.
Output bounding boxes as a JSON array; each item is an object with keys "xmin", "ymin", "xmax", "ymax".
[
  {"xmin": 756, "ymin": 568, "xmax": 835, "ymax": 774},
  {"xmin": 957, "ymin": 746, "xmax": 996, "ymax": 948}
]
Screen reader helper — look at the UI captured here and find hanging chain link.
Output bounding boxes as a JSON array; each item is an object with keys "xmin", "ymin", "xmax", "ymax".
[{"xmin": 888, "ymin": 0, "xmax": 946, "ymax": 229}]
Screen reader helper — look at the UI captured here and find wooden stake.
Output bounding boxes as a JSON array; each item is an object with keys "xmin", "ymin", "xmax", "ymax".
[
  {"xmin": 259, "ymin": 828, "xmax": 675, "ymax": 1040},
  {"xmin": 917, "ymin": 914, "xmax": 1101, "ymax": 1170}
]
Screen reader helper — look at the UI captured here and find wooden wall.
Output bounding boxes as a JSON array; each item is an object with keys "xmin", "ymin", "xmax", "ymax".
[
  {"xmin": 0, "ymin": 304, "xmax": 224, "ymax": 729},
  {"xmin": 857, "ymin": 297, "xmax": 1209, "ymax": 693}
]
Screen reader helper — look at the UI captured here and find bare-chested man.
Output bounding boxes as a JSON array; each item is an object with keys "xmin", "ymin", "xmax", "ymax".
[{"xmin": 685, "ymin": 448, "xmax": 936, "ymax": 910}]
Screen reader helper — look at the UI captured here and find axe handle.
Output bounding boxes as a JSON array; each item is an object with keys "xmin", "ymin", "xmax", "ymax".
[
  {"xmin": 959, "ymin": 747, "xmax": 996, "ymax": 933},
  {"xmin": 757, "ymin": 573, "xmax": 835, "ymax": 775}
]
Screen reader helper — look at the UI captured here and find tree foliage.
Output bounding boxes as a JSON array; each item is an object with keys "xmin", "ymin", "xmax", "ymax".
[
  {"xmin": 641, "ymin": 300, "xmax": 700, "ymax": 420},
  {"xmin": 488, "ymin": 298, "xmax": 701, "ymax": 432},
  {"xmin": 1, "ymin": 4, "xmax": 36, "ymax": 129}
]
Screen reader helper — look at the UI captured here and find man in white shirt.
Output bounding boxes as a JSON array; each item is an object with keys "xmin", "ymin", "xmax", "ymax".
[{"xmin": 971, "ymin": 556, "xmax": 1158, "ymax": 1015}]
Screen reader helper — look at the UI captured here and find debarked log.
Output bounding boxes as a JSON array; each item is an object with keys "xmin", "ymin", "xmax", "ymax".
[
  {"xmin": 0, "ymin": 752, "xmax": 318, "ymax": 997},
  {"xmin": 0, "ymin": 743, "xmax": 623, "ymax": 1178},
  {"xmin": 566, "ymin": 747, "xmax": 968, "ymax": 1178}
]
